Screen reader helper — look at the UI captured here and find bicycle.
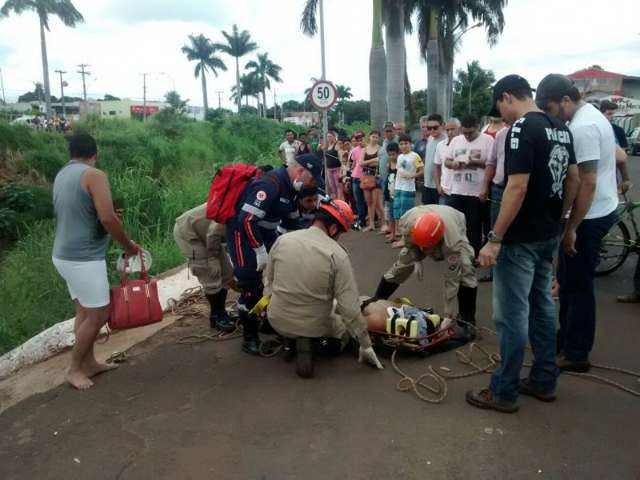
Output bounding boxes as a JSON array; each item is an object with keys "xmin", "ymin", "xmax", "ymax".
[{"xmin": 596, "ymin": 191, "xmax": 640, "ymax": 276}]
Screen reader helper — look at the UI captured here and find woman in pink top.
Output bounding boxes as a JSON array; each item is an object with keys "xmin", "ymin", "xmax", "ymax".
[{"xmin": 350, "ymin": 131, "xmax": 367, "ymax": 228}]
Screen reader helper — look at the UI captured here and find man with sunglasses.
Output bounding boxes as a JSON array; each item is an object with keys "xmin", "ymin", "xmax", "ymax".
[
  {"xmin": 264, "ymin": 198, "xmax": 383, "ymax": 378},
  {"xmin": 415, "ymin": 114, "xmax": 447, "ymax": 205},
  {"xmin": 226, "ymin": 154, "xmax": 324, "ymax": 355}
]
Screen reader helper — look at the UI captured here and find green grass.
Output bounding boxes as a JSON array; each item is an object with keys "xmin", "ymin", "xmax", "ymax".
[{"xmin": 0, "ymin": 114, "xmax": 289, "ymax": 354}]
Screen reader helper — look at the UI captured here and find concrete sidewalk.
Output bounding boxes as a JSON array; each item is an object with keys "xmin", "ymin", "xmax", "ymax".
[{"xmin": 1, "ymin": 228, "xmax": 639, "ymax": 480}]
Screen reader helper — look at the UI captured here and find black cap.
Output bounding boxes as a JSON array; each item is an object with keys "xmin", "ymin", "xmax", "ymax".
[
  {"xmin": 535, "ymin": 74, "xmax": 574, "ymax": 110},
  {"xmin": 488, "ymin": 74, "xmax": 534, "ymax": 117},
  {"xmin": 295, "ymin": 153, "xmax": 325, "ymax": 187}
]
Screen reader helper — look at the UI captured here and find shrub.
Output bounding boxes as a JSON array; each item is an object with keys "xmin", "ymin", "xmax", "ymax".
[{"xmin": 0, "ymin": 114, "xmax": 292, "ymax": 353}]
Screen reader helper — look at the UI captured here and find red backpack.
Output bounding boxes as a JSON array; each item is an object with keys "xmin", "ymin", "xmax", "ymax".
[{"xmin": 206, "ymin": 164, "xmax": 262, "ymax": 224}]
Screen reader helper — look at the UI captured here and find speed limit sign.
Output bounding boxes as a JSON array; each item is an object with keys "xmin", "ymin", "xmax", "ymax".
[{"xmin": 310, "ymin": 80, "xmax": 337, "ymax": 111}]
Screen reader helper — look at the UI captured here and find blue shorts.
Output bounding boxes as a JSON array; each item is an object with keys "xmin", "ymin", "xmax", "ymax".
[{"xmin": 393, "ymin": 190, "xmax": 416, "ymax": 220}]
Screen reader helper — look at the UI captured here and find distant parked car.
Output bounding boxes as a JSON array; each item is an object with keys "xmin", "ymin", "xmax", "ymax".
[{"xmin": 628, "ymin": 127, "xmax": 640, "ymax": 156}]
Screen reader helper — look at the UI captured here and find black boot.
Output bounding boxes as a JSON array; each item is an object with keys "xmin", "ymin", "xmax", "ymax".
[
  {"xmin": 239, "ymin": 309, "xmax": 261, "ymax": 356},
  {"xmin": 295, "ymin": 337, "xmax": 314, "ymax": 378},
  {"xmin": 206, "ymin": 290, "xmax": 236, "ymax": 333},
  {"xmin": 454, "ymin": 286, "xmax": 477, "ymax": 343}
]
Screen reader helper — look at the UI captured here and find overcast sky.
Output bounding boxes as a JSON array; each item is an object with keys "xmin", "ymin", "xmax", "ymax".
[{"xmin": 0, "ymin": 0, "xmax": 638, "ymax": 110}]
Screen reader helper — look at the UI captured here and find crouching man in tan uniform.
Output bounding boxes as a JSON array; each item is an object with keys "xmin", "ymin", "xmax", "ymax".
[
  {"xmin": 174, "ymin": 203, "xmax": 236, "ymax": 332},
  {"xmin": 264, "ymin": 199, "xmax": 384, "ymax": 378},
  {"xmin": 368, "ymin": 205, "xmax": 478, "ymax": 342}
]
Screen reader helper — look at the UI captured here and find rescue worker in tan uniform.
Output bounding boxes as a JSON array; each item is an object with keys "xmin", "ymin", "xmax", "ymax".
[
  {"xmin": 264, "ymin": 199, "xmax": 384, "ymax": 378},
  {"xmin": 173, "ymin": 204, "xmax": 236, "ymax": 332},
  {"xmin": 369, "ymin": 204, "xmax": 478, "ymax": 342}
]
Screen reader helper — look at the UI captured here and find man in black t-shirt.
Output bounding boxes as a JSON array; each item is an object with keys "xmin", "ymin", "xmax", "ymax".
[{"xmin": 465, "ymin": 75, "xmax": 580, "ymax": 414}]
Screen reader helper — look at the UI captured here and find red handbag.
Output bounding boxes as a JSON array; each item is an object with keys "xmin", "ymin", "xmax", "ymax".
[{"xmin": 109, "ymin": 253, "xmax": 163, "ymax": 330}]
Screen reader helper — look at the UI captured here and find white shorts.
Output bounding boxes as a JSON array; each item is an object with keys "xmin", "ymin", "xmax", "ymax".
[{"xmin": 52, "ymin": 258, "xmax": 110, "ymax": 308}]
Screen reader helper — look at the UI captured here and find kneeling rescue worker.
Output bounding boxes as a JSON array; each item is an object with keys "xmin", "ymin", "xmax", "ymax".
[
  {"xmin": 226, "ymin": 154, "xmax": 325, "ymax": 355},
  {"xmin": 173, "ymin": 203, "xmax": 236, "ymax": 332},
  {"xmin": 265, "ymin": 198, "xmax": 384, "ymax": 377},
  {"xmin": 370, "ymin": 204, "xmax": 478, "ymax": 342}
]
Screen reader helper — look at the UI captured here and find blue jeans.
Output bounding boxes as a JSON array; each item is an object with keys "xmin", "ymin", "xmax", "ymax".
[
  {"xmin": 489, "ymin": 238, "xmax": 560, "ymax": 402},
  {"xmin": 557, "ymin": 212, "xmax": 616, "ymax": 362},
  {"xmin": 352, "ymin": 178, "xmax": 367, "ymax": 225}
]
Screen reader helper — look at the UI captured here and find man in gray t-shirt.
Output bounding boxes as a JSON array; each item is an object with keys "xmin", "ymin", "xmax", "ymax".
[{"xmin": 52, "ymin": 133, "xmax": 137, "ymax": 390}]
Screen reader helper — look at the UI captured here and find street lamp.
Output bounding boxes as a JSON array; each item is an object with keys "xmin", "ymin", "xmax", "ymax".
[{"xmin": 159, "ymin": 72, "xmax": 176, "ymax": 92}]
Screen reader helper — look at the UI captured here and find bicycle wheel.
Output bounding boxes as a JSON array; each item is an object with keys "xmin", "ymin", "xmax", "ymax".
[{"xmin": 596, "ymin": 221, "xmax": 630, "ymax": 276}]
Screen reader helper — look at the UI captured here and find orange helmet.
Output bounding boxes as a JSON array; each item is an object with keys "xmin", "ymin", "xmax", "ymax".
[
  {"xmin": 411, "ymin": 212, "xmax": 445, "ymax": 248},
  {"xmin": 319, "ymin": 199, "xmax": 354, "ymax": 232}
]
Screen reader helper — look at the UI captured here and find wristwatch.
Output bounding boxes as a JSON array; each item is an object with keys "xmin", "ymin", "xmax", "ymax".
[{"xmin": 487, "ymin": 230, "xmax": 503, "ymax": 243}]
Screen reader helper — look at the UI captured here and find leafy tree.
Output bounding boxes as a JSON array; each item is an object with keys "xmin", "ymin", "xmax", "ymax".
[
  {"xmin": 164, "ymin": 90, "xmax": 189, "ymax": 115},
  {"xmin": 341, "ymin": 100, "xmax": 371, "ymax": 124},
  {"xmin": 281, "ymin": 100, "xmax": 304, "ymax": 114},
  {"xmin": 182, "ymin": 34, "xmax": 227, "ymax": 113},
  {"xmin": 245, "ymin": 52, "xmax": 282, "ymax": 118},
  {"xmin": 103, "ymin": 94, "xmax": 120, "ymax": 101},
  {"xmin": 452, "ymin": 60, "xmax": 495, "ymax": 120},
  {"xmin": 18, "ymin": 83, "xmax": 45, "ymax": 103},
  {"xmin": 1, "ymin": 0, "xmax": 84, "ymax": 119},
  {"xmin": 214, "ymin": 25, "xmax": 258, "ymax": 113}
]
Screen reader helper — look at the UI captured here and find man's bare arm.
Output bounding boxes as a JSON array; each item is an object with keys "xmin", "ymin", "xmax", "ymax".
[
  {"xmin": 565, "ymin": 160, "xmax": 598, "ymax": 232},
  {"xmin": 492, "ymin": 173, "xmax": 529, "ymax": 238},
  {"xmin": 561, "ymin": 164, "xmax": 580, "ymax": 219}
]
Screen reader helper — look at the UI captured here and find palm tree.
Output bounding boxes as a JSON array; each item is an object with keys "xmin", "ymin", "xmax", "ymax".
[
  {"xmin": 301, "ymin": 0, "xmax": 390, "ymax": 127},
  {"xmin": 245, "ymin": 52, "xmax": 282, "ymax": 118},
  {"xmin": 383, "ymin": 0, "xmax": 406, "ymax": 124},
  {"xmin": 369, "ymin": 0, "xmax": 388, "ymax": 130},
  {"xmin": 408, "ymin": 0, "xmax": 507, "ymax": 119},
  {"xmin": 336, "ymin": 84, "xmax": 353, "ymax": 123},
  {"xmin": 230, "ymin": 74, "xmax": 261, "ymax": 112},
  {"xmin": 181, "ymin": 34, "xmax": 227, "ymax": 113},
  {"xmin": 215, "ymin": 25, "xmax": 258, "ymax": 113},
  {"xmin": 1, "ymin": 0, "xmax": 84, "ymax": 120}
]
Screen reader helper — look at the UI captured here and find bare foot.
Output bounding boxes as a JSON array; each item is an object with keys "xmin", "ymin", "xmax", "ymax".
[
  {"xmin": 361, "ymin": 226, "xmax": 374, "ymax": 232},
  {"xmin": 391, "ymin": 239, "xmax": 405, "ymax": 249},
  {"xmin": 84, "ymin": 360, "xmax": 119, "ymax": 378},
  {"xmin": 66, "ymin": 369, "xmax": 94, "ymax": 390}
]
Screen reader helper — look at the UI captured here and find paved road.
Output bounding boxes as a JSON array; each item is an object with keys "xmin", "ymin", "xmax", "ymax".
[{"xmin": 0, "ymin": 158, "xmax": 639, "ymax": 480}]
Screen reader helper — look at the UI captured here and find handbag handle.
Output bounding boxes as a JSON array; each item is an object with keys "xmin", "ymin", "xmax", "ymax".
[{"xmin": 119, "ymin": 248, "xmax": 148, "ymax": 286}]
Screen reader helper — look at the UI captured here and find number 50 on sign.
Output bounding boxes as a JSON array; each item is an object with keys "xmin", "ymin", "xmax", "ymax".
[{"xmin": 310, "ymin": 80, "xmax": 337, "ymax": 111}]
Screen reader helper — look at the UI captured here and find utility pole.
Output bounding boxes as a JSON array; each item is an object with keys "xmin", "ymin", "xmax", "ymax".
[
  {"xmin": 216, "ymin": 90, "xmax": 223, "ymax": 109},
  {"xmin": 142, "ymin": 73, "xmax": 149, "ymax": 122},
  {"xmin": 55, "ymin": 70, "xmax": 67, "ymax": 117},
  {"xmin": 319, "ymin": 0, "xmax": 328, "ymax": 143},
  {"xmin": 0, "ymin": 68, "xmax": 5, "ymax": 104},
  {"xmin": 77, "ymin": 64, "xmax": 90, "ymax": 102}
]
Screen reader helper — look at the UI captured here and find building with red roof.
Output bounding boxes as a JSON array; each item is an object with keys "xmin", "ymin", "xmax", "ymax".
[{"xmin": 568, "ymin": 66, "xmax": 640, "ymax": 99}]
